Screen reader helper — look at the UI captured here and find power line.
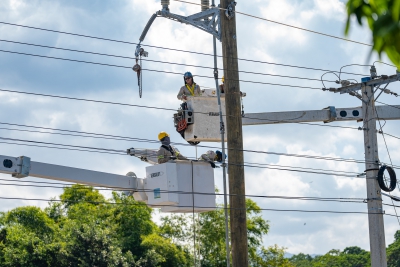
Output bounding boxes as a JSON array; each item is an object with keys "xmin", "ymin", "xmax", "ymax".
[
  {"xmin": 0, "ymin": 118, "xmax": 398, "ymax": 168},
  {"xmin": 0, "ymin": 125, "xmax": 369, "ymax": 176},
  {"xmin": 0, "ymin": 21, "xmax": 368, "ymax": 77},
  {"xmin": 0, "ymin": 49, "xmax": 324, "ymax": 90},
  {"xmin": 0, "ymin": 139, "xmax": 373, "ymax": 177},
  {"xmin": 0, "ymin": 196, "xmax": 395, "ymax": 217},
  {"xmin": 0, "ymin": 85, "xmax": 375, "ymax": 133},
  {"xmin": 171, "ymin": 0, "xmax": 372, "ymax": 47},
  {"xmin": 0, "ymin": 39, "xmax": 338, "ymax": 83},
  {"xmin": 0, "ymin": 180, "xmax": 367, "ymax": 204},
  {"xmin": 0, "ymin": 140, "xmax": 126, "ymax": 155},
  {"xmin": 2, "ymin": 134, "xmax": 399, "ymax": 174}
]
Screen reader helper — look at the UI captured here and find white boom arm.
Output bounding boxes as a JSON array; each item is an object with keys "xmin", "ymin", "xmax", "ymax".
[
  {"xmin": 242, "ymin": 104, "xmax": 400, "ymax": 126},
  {"xmin": 0, "ymin": 154, "xmax": 137, "ymax": 190}
]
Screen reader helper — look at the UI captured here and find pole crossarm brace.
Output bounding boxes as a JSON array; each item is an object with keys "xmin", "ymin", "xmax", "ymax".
[
  {"xmin": 334, "ymin": 71, "xmax": 400, "ymax": 94},
  {"xmin": 157, "ymin": 7, "xmax": 221, "ymax": 41},
  {"xmin": 242, "ymin": 105, "xmax": 400, "ymax": 126},
  {"xmin": 0, "ymin": 154, "xmax": 137, "ymax": 190}
]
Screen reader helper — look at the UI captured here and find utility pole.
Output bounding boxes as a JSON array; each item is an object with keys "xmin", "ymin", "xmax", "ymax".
[
  {"xmin": 220, "ymin": 1, "xmax": 249, "ymax": 266},
  {"xmin": 362, "ymin": 84, "xmax": 387, "ymax": 267}
]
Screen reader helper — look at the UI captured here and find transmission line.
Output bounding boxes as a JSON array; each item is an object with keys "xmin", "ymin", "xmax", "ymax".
[
  {"xmin": 172, "ymin": 0, "xmax": 372, "ymax": 47},
  {"xmin": 0, "ymin": 49, "xmax": 324, "ymax": 90},
  {"xmin": 0, "ymin": 21, "xmax": 368, "ymax": 76}
]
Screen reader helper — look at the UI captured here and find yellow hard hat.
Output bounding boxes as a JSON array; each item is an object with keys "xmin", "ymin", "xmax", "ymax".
[
  {"xmin": 158, "ymin": 131, "xmax": 169, "ymax": 141},
  {"xmin": 221, "ymin": 76, "xmax": 225, "ymax": 83}
]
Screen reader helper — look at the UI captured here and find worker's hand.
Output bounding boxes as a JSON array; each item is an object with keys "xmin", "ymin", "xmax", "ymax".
[
  {"xmin": 182, "ymin": 95, "xmax": 187, "ymax": 100},
  {"xmin": 209, "ymin": 161, "xmax": 216, "ymax": 168}
]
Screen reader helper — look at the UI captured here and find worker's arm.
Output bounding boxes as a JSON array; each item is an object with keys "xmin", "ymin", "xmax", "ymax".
[
  {"xmin": 177, "ymin": 87, "xmax": 187, "ymax": 100},
  {"xmin": 176, "ymin": 152, "xmax": 188, "ymax": 161},
  {"xmin": 157, "ymin": 149, "xmax": 169, "ymax": 164},
  {"xmin": 200, "ymin": 154, "xmax": 210, "ymax": 161},
  {"xmin": 196, "ymin": 85, "xmax": 202, "ymax": 96}
]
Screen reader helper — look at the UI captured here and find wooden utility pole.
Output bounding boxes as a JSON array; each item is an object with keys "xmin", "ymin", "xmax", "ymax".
[
  {"xmin": 362, "ymin": 85, "xmax": 387, "ymax": 267},
  {"xmin": 220, "ymin": 1, "xmax": 249, "ymax": 266}
]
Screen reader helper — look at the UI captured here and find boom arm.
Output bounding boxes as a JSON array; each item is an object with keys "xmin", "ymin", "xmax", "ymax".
[{"xmin": 0, "ymin": 154, "xmax": 137, "ymax": 190}]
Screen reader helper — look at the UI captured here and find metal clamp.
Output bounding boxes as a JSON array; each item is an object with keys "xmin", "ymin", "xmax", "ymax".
[
  {"xmin": 225, "ymin": 1, "xmax": 236, "ymax": 20},
  {"xmin": 323, "ymin": 106, "xmax": 337, "ymax": 123},
  {"xmin": 12, "ymin": 156, "xmax": 30, "ymax": 178}
]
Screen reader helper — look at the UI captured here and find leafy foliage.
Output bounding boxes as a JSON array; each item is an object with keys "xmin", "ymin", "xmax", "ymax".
[
  {"xmin": 160, "ymin": 198, "xmax": 273, "ymax": 266},
  {"xmin": 0, "ymin": 185, "xmax": 190, "ymax": 267},
  {"xmin": 387, "ymin": 230, "xmax": 400, "ymax": 267},
  {"xmin": 290, "ymin": 246, "xmax": 370, "ymax": 267},
  {"xmin": 345, "ymin": 0, "xmax": 400, "ymax": 68}
]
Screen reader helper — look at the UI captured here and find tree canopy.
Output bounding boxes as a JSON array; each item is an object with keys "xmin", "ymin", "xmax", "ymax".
[{"xmin": 345, "ymin": 0, "xmax": 400, "ymax": 69}]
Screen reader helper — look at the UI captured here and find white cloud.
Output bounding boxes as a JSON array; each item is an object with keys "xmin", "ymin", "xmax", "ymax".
[{"xmin": 0, "ymin": 0, "xmax": 399, "ymax": 257}]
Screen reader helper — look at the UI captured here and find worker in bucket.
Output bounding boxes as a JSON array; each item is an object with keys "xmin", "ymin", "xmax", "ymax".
[
  {"xmin": 157, "ymin": 131, "xmax": 188, "ymax": 164},
  {"xmin": 177, "ymin": 71, "xmax": 201, "ymax": 101},
  {"xmin": 199, "ymin": 150, "xmax": 225, "ymax": 168}
]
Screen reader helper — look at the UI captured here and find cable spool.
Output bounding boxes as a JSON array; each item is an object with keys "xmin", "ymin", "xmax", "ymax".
[
  {"xmin": 377, "ymin": 165, "xmax": 397, "ymax": 192},
  {"xmin": 201, "ymin": 0, "xmax": 209, "ymax": 12}
]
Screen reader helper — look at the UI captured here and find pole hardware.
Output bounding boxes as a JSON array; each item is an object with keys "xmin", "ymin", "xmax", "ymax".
[
  {"xmin": 368, "ymin": 207, "xmax": 385, "ymax": 213},
  {"xmin": 132, "ymin": 44, "xmax": 149, "ymax": 98},
  {"xmin": 225, "ymin": 1, "xmax": 236, "ymax": 20},
  {"xmin": 377, "ymin": 165, "xmax": 397, "ymax": 192},
  {"xmin": 370, "ymin": 66, "xmax": 378, "ymax": 79},
  {"xmin": 322, "ymin": 106, "xmax": 337, "ymax": 123},
  {"xmin": 133, "ymin": 1, "xmax": 222, "ymax": 98},
  {"xmin": 12, "ymin": 156, "xmax": 30, "ymax": 178},
  {"xmin": 156, "ymin": 8, "xmax": 222, "ymax": 40}
]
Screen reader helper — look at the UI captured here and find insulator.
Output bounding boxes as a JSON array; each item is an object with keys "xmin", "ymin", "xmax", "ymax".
[
  {"xmin": 201, "ymin": 0, "xmax": 209, "ymax": 11},
  {"xmin": 161, "ymin": 0, "xmax": 170, "ymax": 10}
]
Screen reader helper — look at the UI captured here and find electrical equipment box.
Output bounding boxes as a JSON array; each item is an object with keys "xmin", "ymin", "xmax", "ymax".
[
  {"xmin": 143, "ymin": 161, "xmax": 216, "ymax": 213},
  {"xmin": 183, "ymin": 96, "xmax": 227, "ymax": 142}
]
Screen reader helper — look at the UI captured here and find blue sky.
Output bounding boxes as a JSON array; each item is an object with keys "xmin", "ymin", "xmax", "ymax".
[{"xmin": 0, "ymin": 0, "xmax": 399, "ymax": 255}]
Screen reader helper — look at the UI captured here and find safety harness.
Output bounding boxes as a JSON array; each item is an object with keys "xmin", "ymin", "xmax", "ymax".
[
  {"xmin": 185, "ymin": 83, "xmax": 196, "ymax": 96},
  {"xmin": 162, "ymin": 145, "xmax": 175, "ymax": 156}
]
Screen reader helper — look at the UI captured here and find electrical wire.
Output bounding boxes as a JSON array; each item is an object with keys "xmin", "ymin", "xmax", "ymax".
[
  {"xmin": 376, "ymin": 101, "xmax": 400, "ymax": 111},
  {"xmin": 0, "ymin": 39, "xmax": 338, "ymax": 83},
  {"xmin": 0, "ymin": 21, "xmax": 369, "ymax": 77},
  {"xmin": 0, "ymin": 118, "xmax": 398, "ymax": 168},
  {"xmin": 375, "ymin": 106, "xmax": 400, "ymax": 225},
  {"xmin": 0, "ymin": 177, "xmax": 368, "ymax": 203},
  {"xmin": 172, "ymin": 0, "xmax": 372, "ymax": 47},
  {"xmin": 0, "ymin": 124, "xmax": 370, "ymax": 176},
  {"xmin": 0, "ymin": 139, "xmax": 376, "ymax": 177},
  {"xmin": 0, "ymin": 196, "xmax": 395, "ymax": 216},
  {"xmin": 1, "ymin": 128, "xmax": 399, "ymax": 169},
  {"xmin": 0, "ymin": 49, "xmax": 325, "ymax": 90},
  {"xmin": 0, "ymin": 85, "xmax": 378, "ymax": 133}
]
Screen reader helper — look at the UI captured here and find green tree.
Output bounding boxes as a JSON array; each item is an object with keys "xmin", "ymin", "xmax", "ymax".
[
  {"xmin": 0, "ymin": 185, "xmax": 191, "ymax": 267},
  {"xmin": 345, "ymin": 0, "xmax": 400, "ymax": 68},
  {"xmin": 290, "ymin": 246, "xmax": 370, "ymax": 267},
  {"xmin": 387, "ymin": 230, "xmax": 400, "ymax": 267},
  {"xmin": 254, "ymin": 245, "xmax": 295, "ymax": 267},
  {"xmin": 289, "ymin": 253, "xmax": 314, "ymax": 267},
  {"xmin": 160, "ymin": 198, "xmax": 270, "ymax": 267},
  {"xmin": 0, "ymin": 207, "xmax": 67, "ymax": 267}
]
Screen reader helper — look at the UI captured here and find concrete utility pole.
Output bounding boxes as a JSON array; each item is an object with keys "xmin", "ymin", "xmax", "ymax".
[
  {"xmin": 362, "ymin": 85, "xmax": 387, "ymax": 267},
  {"xmin": 220, "ymin": 1, "xmax": 249, "ymax": 266}
]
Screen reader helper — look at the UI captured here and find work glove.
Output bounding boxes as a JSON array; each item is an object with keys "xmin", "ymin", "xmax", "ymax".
[{"xmin": 209, "ymin": 161, "xmax": 216, "ymax": 168}]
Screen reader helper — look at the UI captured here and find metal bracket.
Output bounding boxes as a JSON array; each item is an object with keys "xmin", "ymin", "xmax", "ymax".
[
  {"xmin": 12, "ymin": 156, "xmax": 30, "ymax": 178},
  {"xmin": 225, "ymin": 1, "xmax": 236, "ymax": 20},
  {"xmin": 323, "ymin": 106, "xmax": 337, "ymax": 123},
  {"xmin": 158, "ymin": 7, "xmax": 221, "ymax": 41}
]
